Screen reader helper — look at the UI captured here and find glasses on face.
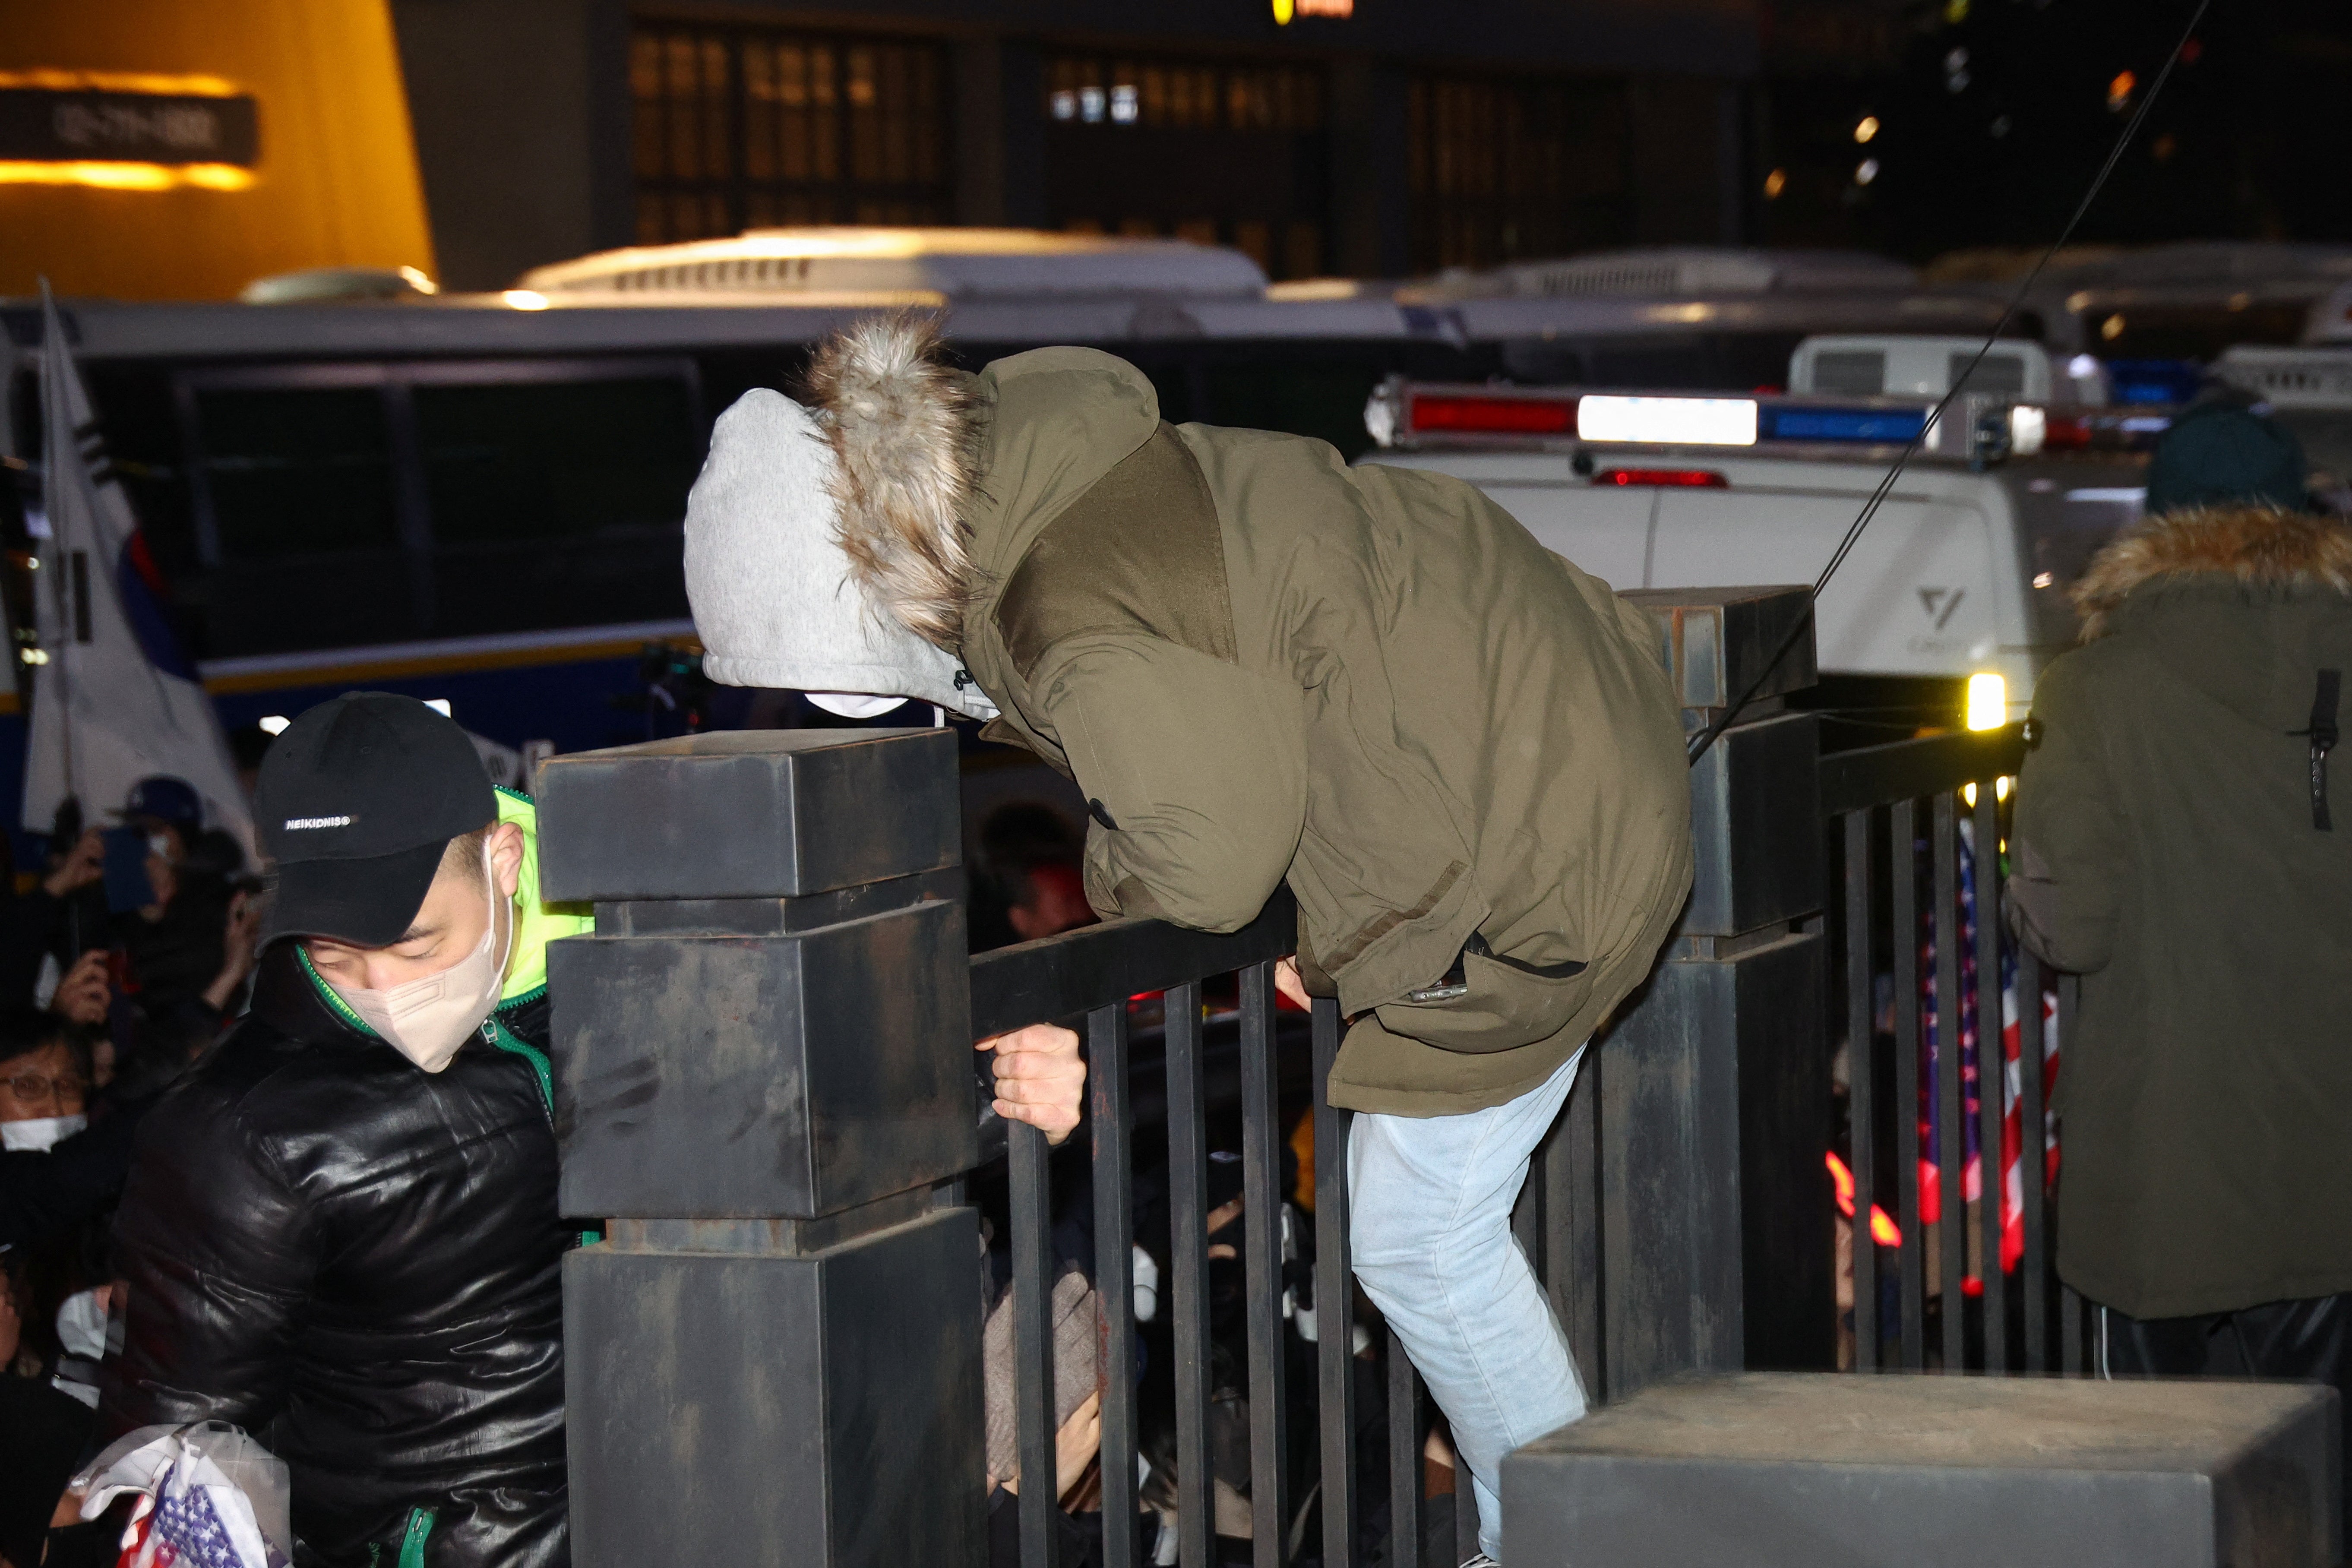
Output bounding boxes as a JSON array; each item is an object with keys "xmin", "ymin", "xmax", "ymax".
[{"xmin": 6, "ymin": 1072, "xmax": 88, "ymax": 1107}]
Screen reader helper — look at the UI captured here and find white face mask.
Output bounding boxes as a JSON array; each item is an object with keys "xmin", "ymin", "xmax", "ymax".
[
  {"xmin": 2, "ymin": 1113, "xmax": 86, "ymax": 1151},
  {"xmin": 56, "ymin": 1287, "xmax": 108, "ymax": 1361},
  {"xmin": 327, "ymin": 844, "xmax": 513, "ymax": 1074},
  {"xmin": 805, "ymin": 691, "xmax": 910, "ymax": 720}
]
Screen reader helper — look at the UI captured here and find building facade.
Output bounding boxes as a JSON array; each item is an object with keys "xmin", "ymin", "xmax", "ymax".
[{"xmin": 389, "ymin": 0, "xmax": 1761, "ymax": 291}]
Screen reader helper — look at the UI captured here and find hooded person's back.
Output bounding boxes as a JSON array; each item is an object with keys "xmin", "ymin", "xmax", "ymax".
[{"xmin": 2012, "ymin": 504, "xmax": 2352, "ymax": 1319}]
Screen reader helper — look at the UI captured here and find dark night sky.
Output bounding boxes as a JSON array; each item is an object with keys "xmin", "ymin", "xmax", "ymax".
[{"xmin": 1760, "ymin": 0, "xmax": 2352, "ymax": 259}]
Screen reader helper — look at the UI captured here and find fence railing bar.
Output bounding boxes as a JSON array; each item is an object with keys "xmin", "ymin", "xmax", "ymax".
[
  {"xmin": 1455, "ymin": 1443, "xmax": 1482, "ymax": 1566},
  {"xmin": 1163, "ymin": 980, "xmax": 1216, "ymax": 1568},
  {"xmin": 2058, "ymin": 978, "xmax": 2083, "ymax": 1377},
  {"xmin": 1311, "ymin": 996, "xmax": 1359, "ymax": 1568},
  {"xmin": 971, "ymin": 898, "xmax": 1296, "ymax": 1039},
  {"xmin": 2063, "ymin": 1283, "xmax": 2087, "ymax": 1377},
  {"xmin": 1091, "ymin": 1003, "xmax": 1140, "ymax": 1565},
  {"xmin": 1009, "ymin": 1116, "xmax": 1059, "ymax": 1568},
  {"xmin": 1237, "ymin": 961, "xmax": 1291, "ymax": 1568},
  {"xmin": 2016, "ymin": 948, "xmax": 2049, "ymax": 1374},
  {"xmin": 1932, "ymin": 792, "xmax": 1966, "ymax": 1374},
  {"xmin": 1555, "ymin": 1059, "xmax": 1604, "ymax": 1401},
  {"xmin": 1972, "ymin": 780, "xmax": 2008, "ymax": 1375},
  {"xmin": 1891, "ymin": 797, "xmax": 1926, "ymax": 1370},
  {"xmin": 1387, "ymin": 1330, "xmax": 1424, "ymax": 1567},
  {"xmin": 1844, "ymin": 807, "xmax": 1878, "ymax": 1373},
  {"xmin": 1818, "ymin": 724, "xmax": 2027, "ymax": 816}
]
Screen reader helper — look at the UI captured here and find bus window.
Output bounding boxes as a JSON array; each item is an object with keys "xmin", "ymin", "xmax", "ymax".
[
  {"xmin": 414, "ymin": 371, "xmax": 702, "ymax": 637},
  {"xmin": 1202, "ymin": 362, "xmax": 1389, "ymax": 459},
  {"xmin": 190, "ymin": 384, "xmax": 416, "ymax": 658},
  {"xmin": 2089, "ymin": 303, "xmax": 2310, "ymax": 361},
  {"xmin": 194, "ymin": 386, "xmax": 400, "ymax": 561},
  {"xmin": 414, "ymin": 375, "xmax": 701, "ymax": 545}
]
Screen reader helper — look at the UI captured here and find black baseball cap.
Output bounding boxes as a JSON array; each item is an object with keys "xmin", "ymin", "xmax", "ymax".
[
  {"xmin": 120, "ymin": 775, "xmax": 202, "ymax": 832},
  {"xmin": 255, "ymin": 693, "xmax": 496, "ymax": 948}
]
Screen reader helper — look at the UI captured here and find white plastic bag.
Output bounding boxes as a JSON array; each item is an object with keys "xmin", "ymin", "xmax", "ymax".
[{"xmin": 74, "ymin": 1422, "xmax": 292, "ymax": 1568}]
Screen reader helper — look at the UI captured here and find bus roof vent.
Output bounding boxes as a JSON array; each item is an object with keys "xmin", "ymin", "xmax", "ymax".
[
  {"xmin": 1407, "ymin": 247, "xmax": 1915, "ymax": 302},
  {"xmin": 515, "ymin": 227, "xmax": 1268, "ymax": 301}
]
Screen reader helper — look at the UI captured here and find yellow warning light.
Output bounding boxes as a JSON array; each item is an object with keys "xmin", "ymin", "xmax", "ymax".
[{"xmin": 1966, "ymin": 672, "xmax": 2007, "ymax": 731}]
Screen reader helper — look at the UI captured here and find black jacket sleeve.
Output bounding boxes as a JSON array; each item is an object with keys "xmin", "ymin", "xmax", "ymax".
[{"xmin": 98, "ymin": 1082, "xmax": 317, "ymax": 1439}]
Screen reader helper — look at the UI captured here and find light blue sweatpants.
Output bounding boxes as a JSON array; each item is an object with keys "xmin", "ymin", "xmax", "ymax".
[{"xmin": 1347, "ymin": 1049, "xmax": 1587, "ymax": 1565}]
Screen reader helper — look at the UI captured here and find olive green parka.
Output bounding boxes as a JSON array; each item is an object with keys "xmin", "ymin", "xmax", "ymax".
[
  {"xmin": 2013, "ymin": 504, "xmax": 2352, "ymax": 1318},
  {"xmin": 811, "ymin": 320, "xmax": 1692, "ymax": 1115}
]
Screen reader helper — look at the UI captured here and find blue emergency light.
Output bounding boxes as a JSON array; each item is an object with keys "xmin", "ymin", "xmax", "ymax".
[
  {"xmin": 2104, "ymin": 358, "xmax": 2203, "ymax": 406},
  {"xmin": 1760, "ymin": 406, "xmax": 1929, "ymax": 443}
]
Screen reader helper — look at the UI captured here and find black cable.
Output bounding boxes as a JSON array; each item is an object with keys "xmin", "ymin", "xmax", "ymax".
[{"xmin": 1686, "ymin": 0, "xmax": 2211, "ymax": 766}]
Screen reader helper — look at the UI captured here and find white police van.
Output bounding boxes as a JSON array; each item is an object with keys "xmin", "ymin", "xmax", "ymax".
[{"xmin": 1359, "ymin": 334, "xmax": 2160, "ymax": 727}]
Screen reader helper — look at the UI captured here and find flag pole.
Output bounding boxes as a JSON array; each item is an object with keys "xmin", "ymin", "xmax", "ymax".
[{"xmin": 37, "ymin": 279, "xmax": 76, "ymax": 812}]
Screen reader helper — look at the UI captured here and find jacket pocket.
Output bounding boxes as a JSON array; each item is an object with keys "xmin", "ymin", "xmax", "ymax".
[{"xmin": 1371, "ymin": 934, "xmax": 1595, "ymax": 1055}]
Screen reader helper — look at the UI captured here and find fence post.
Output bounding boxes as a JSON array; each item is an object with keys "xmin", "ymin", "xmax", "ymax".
[
  {"xmin": 1602, "ymin": 588, "xmax": 1835, "ymax": 1400},
  {"xmin": 536, "ymin": 728, "xmax": 983, "ymax": 1568}
]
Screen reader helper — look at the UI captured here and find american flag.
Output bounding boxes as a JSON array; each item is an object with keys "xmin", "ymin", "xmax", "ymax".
[
  {"xmin": 116, "ymin": 1482, "xmax": 264, "ymax": 1568},
  {"xmin": 1917, "ymin": 819, "xmax": 2061, "ymax": 1287}
]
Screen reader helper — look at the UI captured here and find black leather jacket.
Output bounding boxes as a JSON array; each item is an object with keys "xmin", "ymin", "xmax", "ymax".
[{"xmin": 100, "ymin": 943, "xmax": 573, "ymax": 1568}]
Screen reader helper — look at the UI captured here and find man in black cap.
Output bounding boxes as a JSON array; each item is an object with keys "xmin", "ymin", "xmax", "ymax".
[{"xmin": 95, "ymin": 693, "xmax": 1088, "ymax": 1565}]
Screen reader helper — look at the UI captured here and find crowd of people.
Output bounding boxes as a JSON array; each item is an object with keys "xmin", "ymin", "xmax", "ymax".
[{"xmin": 0, "ymin": 757, "xmax": 273, "ymax": 1568}]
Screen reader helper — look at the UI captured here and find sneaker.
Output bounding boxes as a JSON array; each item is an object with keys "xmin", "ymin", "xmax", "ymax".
[{"xmin": 1458, "ymin": 1557, "xmax": 1501, "ymax": 1568}]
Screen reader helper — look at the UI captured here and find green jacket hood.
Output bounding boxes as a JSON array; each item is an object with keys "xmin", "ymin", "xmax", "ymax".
[
  {"xmin": 797, "ymin": 313, "xmax": 1158, "ymax": 656},
  {"xmin": 961, "ymin": 348, "xmax": 1162, "ymax": 584},
  {"xmin": 2073, "ymin": 505, "xmax": 2352, "ymax": 729}
]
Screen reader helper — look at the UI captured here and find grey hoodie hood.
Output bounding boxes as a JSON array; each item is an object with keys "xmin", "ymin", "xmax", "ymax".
[{"xmin": 683, "ymin": 388, "xmax": 998, "ymax": 720}]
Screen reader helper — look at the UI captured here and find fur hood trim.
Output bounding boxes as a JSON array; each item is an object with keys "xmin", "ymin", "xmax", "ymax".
[
  {"xmin": 804, "ymin": 313, "xmax": 981, "ymax": 649},
  {"xmin": 2070, "ymin": 504, "xmax": 2352, "ymax": 640}
]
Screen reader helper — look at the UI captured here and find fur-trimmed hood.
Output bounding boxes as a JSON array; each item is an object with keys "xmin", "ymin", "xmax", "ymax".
[
  {"xmin": 2071, "ymin": 504, "xmax": 2352, "ymax": 640},
  {"xmin": 2064, "ymin": 503, "xmax": 2352, "ymax": 734},
  {"xmin": 804, "ymin": 313, "xmax": 983, "ymax": 651}
]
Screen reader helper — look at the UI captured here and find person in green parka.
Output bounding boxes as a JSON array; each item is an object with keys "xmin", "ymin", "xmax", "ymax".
[
  {"xmin": 684, "ymin": 314, "xmax": 1694, "ymax": 1567},
  {"xmin": 2011, "ymin": 411, "xmax": 2352, "ymax": 1523}
]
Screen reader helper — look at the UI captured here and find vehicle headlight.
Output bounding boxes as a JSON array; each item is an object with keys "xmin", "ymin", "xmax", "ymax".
[{"xmin": 1966, "ymin": 671, "xmax": 2007, "ymax": 731}]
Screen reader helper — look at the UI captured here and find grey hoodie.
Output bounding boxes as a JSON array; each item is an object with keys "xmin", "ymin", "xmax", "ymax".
[{"xmin": 683, "ymin": 387, "xmax": 996, "ymax": 720}]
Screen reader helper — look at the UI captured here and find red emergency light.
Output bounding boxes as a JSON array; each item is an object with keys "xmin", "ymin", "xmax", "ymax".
[
  {"xmin": 1410, "ymin": 393, "xmax": 1576, "ymax": 436},
  {"xmin": 1594, "ymin": 468, "xmax": 1729, "ymax": 488},
  {"xmin": 2042, "ymin": 415, "xmax": 2094, "ymax": 452}
]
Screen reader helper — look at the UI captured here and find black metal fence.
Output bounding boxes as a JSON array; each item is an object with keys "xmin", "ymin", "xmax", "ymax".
[
  {"xmin": 975, "ymin": 713, "xmax": 2109, "ymax": 1566},
  {"xmin": 975, "ymin": 894, "xmax": 1476, "ymax": 1568},
  {"xmin": 1823, "ymin": 722, "xmax": 2092, "ymax": 1378}
]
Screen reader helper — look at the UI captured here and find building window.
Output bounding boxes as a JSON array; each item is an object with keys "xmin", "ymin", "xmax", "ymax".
[
  {"xmin": 1042, "ymin": 55, "xmax": 1328, "ymax": 281},
  {"xmin": 630, "ymin": 22, "xmax": 951, "ymax": 244},
  {"xmin": 1408, "ymin": 74, "xmax": 1632, "ymax": 272}
]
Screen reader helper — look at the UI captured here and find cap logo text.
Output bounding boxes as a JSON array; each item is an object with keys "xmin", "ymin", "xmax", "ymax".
[{"xmin": 284, "ymin": 815, "xmax": 354, "ymax": 830}]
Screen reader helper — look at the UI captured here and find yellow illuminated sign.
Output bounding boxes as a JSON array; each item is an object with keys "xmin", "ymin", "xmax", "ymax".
[
  {"xmin": 0, "ymin": 68, "xmax": 258, "ymax": 190},
  {"xmin": 0, "ymin": 70, "xmax": 240, "ymax": 96},
  {"xmin": 0, "ymin": 160, "xmax": 254, "ymax": 190}
]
